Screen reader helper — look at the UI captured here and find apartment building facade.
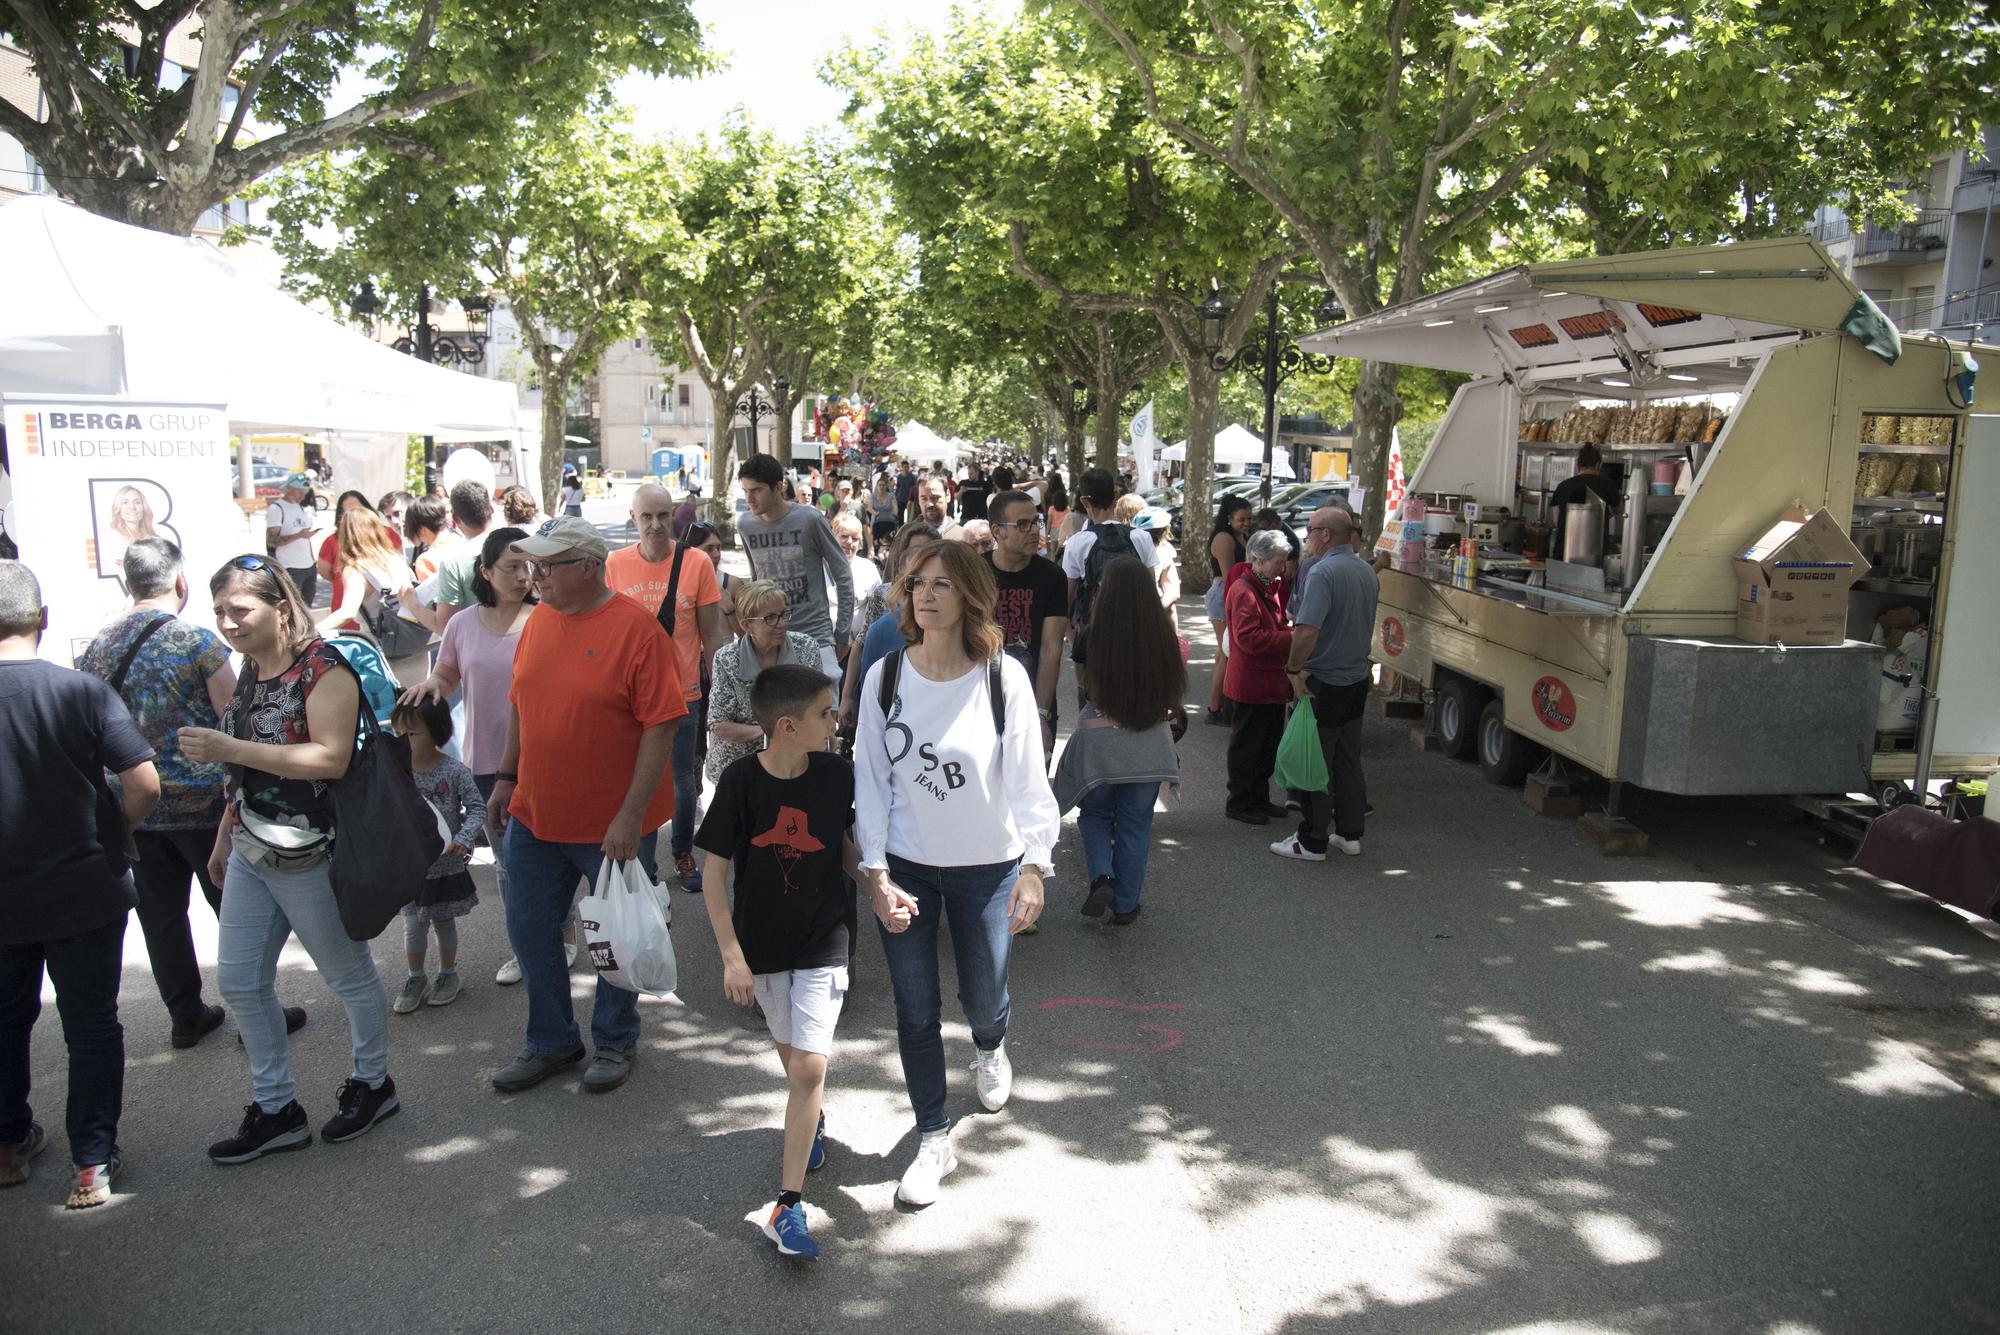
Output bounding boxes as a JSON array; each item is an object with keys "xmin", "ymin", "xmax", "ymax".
[
  {"xmin": 588, "ymin": 335, "xmax": 791, "ymax": 476},
  {"xmin": 1811, "ymin": 124, "xmax": 2000, "ymax": 340}
]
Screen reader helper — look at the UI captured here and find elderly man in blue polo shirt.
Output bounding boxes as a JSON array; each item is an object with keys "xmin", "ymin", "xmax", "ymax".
[{"xmin": 1271, "ymin": 508, "xmax": 1379, "ymax": 862}]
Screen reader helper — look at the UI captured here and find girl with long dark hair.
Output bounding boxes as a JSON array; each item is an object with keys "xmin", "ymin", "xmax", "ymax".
[
  {"xmin": 1205, "ymin": 493, "xmax": 1255, "ymax": 724},
  {"xmin": 1054, "ymin": 556, "xmax": 1185, "ymax": 924}
]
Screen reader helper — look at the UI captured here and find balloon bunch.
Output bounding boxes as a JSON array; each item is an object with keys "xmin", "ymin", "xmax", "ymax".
[{"xmin": 813, "ymin": 396, "xmax": 895, "ymax": 465}]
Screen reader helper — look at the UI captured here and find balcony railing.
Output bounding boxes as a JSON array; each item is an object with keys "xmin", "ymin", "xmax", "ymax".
[{"xmin": 1856, "ymin": 210, "xmax": 1950, "ymax": 259}]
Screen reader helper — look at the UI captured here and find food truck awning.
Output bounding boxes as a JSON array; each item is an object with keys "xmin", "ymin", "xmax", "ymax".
[{"xmin": 1298, "ymin": 236, "xmax": 1876, "ymax": 389}]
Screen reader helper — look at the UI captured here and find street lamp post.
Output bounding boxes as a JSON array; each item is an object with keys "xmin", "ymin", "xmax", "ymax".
[
  {"xmin": 352, "ymin": 281, "xmax": 493, "ymax": 493},
  {"xmin": 1199, "ymin": 285, "xmax": 1344, "ymax": 504},
  {"xmin": 735, "ymin": 377, "xmax": 790, "ymax": 463}
]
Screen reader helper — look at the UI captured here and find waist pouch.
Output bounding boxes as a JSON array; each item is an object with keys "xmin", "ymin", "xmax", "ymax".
[{"xmin": 233, "ymin": 808, "xmax": 332, "ymax": 871}]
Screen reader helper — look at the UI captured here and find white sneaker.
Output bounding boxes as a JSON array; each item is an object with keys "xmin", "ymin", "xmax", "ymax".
[
  {"xmin": 1269, "ymin": 835, "xmax": 1327, "ymax": 862},
  {"xmin": 896, "ymin": 1131, "xmax": 958, "ymax": 1206},
  {"xmin": 1330, "ymin": 836, "xmax": 1362, "ymax": 856},
  {"xmin": 971, "ymin": 1042, "xmax": 1012, "ymax": 1112},
  {"xmin": 495, "ymin": 957, "xmax": 523, "ymax": 986}
]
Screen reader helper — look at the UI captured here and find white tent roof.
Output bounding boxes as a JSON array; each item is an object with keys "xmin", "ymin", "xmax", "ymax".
[
  {"xmin": 895, "ymin": 419, "xmax": 956, "ymax": 462},
  {"xmin": 0, "ymin": 195, "xmax": 522, "ymax": 440},
  {"xmin": 1158, "ymin": 426, "xmax": 1295, "ymax": 477}
]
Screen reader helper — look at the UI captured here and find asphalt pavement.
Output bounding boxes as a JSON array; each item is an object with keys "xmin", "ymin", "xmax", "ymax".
[{"xmin": 6, "ymin": 494, "xmax": 1998, "ymax": 1334}]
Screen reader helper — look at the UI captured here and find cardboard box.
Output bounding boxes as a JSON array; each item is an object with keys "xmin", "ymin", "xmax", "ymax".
[{"xmin": 1734, "ymin": 505, "xmax": 1869, "ymax": 646}]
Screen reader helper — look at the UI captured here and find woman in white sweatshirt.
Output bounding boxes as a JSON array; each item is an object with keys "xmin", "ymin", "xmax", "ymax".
[{"xmin": 855, "ymin": 538, "xmax": 1059, "ymax": 1209}]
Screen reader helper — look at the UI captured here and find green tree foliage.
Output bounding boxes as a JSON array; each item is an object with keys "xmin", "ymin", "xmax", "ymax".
[
  {"xmin": 1059, "ymin": 0, "xmax": 1996, "ymax": 538},
  {"xmin": 641, "ymin": 119, "xmax": 885, "ymax": 528},
  {"xmin": 0, "ymin": 0, "xmax": 705, "ymax": 234},
  {"xmin": 263, "ymin": 112, "xmax": 668, "ymax": 500}
]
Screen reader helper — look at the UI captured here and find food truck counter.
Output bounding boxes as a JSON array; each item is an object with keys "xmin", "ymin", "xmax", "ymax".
[
  {"xmin": 1304, "ymin": 235, "xmax": 2000, "ymax": 798},
  {"xmin": 1389, "ymin": 557, "xmax": 1626, "ymax": 616}
]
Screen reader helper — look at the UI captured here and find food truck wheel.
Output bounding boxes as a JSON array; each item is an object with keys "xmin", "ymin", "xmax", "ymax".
[
  {"xmin": 1435, "ymin": 677, "xmax": 1486, "ymax": 761},
  {"xmin": 1477, "ymin": 699, "xmax": 1542, "ymax": 786}
]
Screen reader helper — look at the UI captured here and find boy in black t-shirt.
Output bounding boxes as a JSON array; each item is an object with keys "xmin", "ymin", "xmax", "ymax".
[{"xmin": 695, "ymin": 664, "xmax": 867, "ymax": 1262}]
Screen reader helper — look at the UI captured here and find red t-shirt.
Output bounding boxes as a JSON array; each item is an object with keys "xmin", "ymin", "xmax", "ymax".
[
  {"xmin": 320, "ymin": 526, "xmax": 403, "ymax": 618},
  {"xmin": 507, "ymin": 593, "xmax": 687, "ymax": 843}
]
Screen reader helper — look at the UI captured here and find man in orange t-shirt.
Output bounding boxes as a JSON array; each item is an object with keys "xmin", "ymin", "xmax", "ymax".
[
  {"xmin": 487, "ymin": 517, "xmax": 686, "ymax": 1096},
  {"xmin": 603, "ymin": 483, "xmax": 730, "ymax": 893}
]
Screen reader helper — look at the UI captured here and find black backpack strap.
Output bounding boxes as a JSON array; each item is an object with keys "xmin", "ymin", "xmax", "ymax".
[
  {"xmin": 106, "ymin": 612, "xmax": 173, "ymax": 696},
  {"xmin": 877, "ymin": 649, "xmax": 903, "ymax": 716},
  {"xmin": 657, "ymin": 542, "xmax": 688, "ymax": 638},
  {"xmin": 989, "ymin": 657, "xmax": 1004, "ymax": 735}
]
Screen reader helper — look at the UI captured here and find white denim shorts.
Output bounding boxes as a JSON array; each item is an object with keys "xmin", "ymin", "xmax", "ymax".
[{"xmin": 753, "ymin": 965, "xmax": 848, "ymax": 1056}]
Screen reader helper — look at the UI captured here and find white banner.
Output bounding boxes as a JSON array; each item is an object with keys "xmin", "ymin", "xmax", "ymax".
[
  {"xmin": 1130, "ymin": 398, "xmax": 1159, "ymax": 492},
  {"xmin": 2, "ymin": 396, "xmax": 237, "ymax": 664}
]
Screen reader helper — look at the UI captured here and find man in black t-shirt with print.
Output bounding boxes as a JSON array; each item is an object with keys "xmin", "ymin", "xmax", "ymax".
[
  {"xmin": 0, "ymin": 561, "xmax": 159, "ymax": 1209},
  {"xmin": 986, "ymin": 489, "xmax": 1069, "ymax": 755}
]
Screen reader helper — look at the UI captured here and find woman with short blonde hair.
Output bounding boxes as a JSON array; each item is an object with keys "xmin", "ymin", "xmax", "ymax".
[
  {"xmin": 705, "ymin": 579, "xmax": 823, "ymax": 782},
  {"xmin": 856, "ymin": 538, "xmax": 1059, "ymax": 1208}
]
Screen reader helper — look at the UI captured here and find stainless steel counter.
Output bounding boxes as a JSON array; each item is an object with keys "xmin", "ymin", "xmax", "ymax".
[{"xmin": 1387, "ymin": 558, "xmax": 1621, "ymax": 618}]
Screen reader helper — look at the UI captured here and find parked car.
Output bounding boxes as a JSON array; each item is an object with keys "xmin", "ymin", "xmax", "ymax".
[
  {"xmin": 229, "ymin": 460, "xmax": 302, "ymax": 501},
  {"xmin": 1274, "ymin": 482, "xmax": 1351, "ymax": 526}
]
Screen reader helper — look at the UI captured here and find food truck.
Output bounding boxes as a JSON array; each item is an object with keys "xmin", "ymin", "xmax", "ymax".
[{"xmin": 1299, "ymin": 236, "xmax": 2000, "ymax": 800}]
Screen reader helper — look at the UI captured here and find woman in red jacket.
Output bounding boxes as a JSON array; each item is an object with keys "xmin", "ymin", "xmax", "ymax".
[{"xmin": 1223, "ymin": 529, "xmax": 1295, "ymax": 825}]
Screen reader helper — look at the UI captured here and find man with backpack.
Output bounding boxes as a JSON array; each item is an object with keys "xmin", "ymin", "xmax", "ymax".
[{"xmin": 1061, "ymin": 468, "xmax": 1161, "ymax": 700}]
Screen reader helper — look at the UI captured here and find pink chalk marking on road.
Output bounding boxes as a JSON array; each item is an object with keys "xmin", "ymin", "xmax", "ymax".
[
  {"xmin": 1038, "ymin": 998, "xmax": 1187, "ymax": 1053},
  {"xmin": 1039, "ymin": 998, "xmax": 1183, "ymax": 1012}
]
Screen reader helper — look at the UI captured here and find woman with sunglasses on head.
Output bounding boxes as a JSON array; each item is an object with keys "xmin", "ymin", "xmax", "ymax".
[
  {"xmin": 179, "ymin": 557, "xmax": 399, "ymax": 1165},
  {"xmin": 704, "ymin": 580, "xmax": 825, "ymax": 785},
  {"xmin": 854, "ymin": 540, "xmax": 1059, "ymax": 1208}
]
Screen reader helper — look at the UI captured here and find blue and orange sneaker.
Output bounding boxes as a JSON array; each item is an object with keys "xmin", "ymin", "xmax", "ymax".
[
  {"xmin": 762, "ymin": 1201, "xmax": 820, "ymax": 1260},
  {"xmin": 807, "ymin": 1113, "xmax": 826, "ymax": 1172}
]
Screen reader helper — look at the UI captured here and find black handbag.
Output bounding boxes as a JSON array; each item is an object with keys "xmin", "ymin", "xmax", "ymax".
[{"xmin": 324, "ymin": 654, "xmax": 444, "ymax": 939}]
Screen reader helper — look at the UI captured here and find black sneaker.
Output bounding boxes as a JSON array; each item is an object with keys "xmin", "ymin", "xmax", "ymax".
[
  {"xmin": 322, "ymin": 1077, "xmax": 400, "ymax": 1143},
  {"xmin": 171, "ymin": 1003, "xmax": 227, "ymax": 1049},
  {"xmin": 208, "ymin": 1100, "xmax": 312, "ymax": 1164},
  {"xmin": 1108, "ymin": 904, "xmax": 1144, "ymax": 927},
  {"xmin": 1224, "ymin": 806, "xmax": 1271, "ymax": 826},
  {"xmin": 1081, "ymin": 875, "xmax": 1115, "ymax": 919}
]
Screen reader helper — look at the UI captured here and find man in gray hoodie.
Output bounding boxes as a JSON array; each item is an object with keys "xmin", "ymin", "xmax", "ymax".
[{"xmin": 735, "ymin": 453, "xmax": 853, "ymax": 678}]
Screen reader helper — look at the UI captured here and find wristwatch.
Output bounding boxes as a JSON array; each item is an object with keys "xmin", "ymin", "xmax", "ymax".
[{"xmin": 1037, "ymin": 707, "xmax": 1054, "ymax": 722}]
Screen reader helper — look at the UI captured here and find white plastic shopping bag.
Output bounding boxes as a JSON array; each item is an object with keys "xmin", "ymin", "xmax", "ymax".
[{"xmin": 577, "ymin": 858, "xmax": 677, "ymax": 996}]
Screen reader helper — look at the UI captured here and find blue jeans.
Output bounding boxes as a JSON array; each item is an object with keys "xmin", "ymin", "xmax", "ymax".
[
  {"xmin": 218, "ymin": 849, "xmax": 389, "ymax": 1112},
  {"xmin": 503, "ymin": 818, "xmax": 657, "ymax": 1056},
  {"xmin": 877, "ymin": 854, "xmax": 1018, "ymax": 1134},
  {"xmin": 0, "ymin": 912, "xmax": 127, "ymax": 1167},
  {"xmin": 1079, "ymin": 782, "xmax": 1157, "ymax": 914},
  {"xmin": 670, "ymin": 711, "xmax": 700, "ymax": 865}
]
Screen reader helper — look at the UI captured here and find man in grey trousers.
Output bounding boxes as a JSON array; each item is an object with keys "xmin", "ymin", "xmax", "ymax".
[
  {"xmin": 735, "ymin": 453, "xmax": 854, "ymax": 679},
  {"xmin": 1271, "ymin": 508, "xmax": 1379, "ymax": 862}
]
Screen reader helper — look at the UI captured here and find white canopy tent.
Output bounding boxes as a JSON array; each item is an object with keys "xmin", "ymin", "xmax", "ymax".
[
  {"xmin": 894, "ymin": 419, "xmax": 957, "ymax": 464},
  {"xmin": 1158, "ymin": 424, "xmax": 1297, "ymax": 478},
  {"xmin": 0, "ymin": 195, "xmax": 532, "ymax": 503}
]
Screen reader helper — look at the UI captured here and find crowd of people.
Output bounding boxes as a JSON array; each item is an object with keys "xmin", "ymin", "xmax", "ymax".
[{"xmin": 0, "ymin": 449, "xmax": 1380, "ymax": 1260}]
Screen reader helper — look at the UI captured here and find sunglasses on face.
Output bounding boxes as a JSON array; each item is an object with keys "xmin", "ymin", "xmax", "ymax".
[
  {"xmin": 998, "ymin": 517, "xmax": 1041, "ymax": 532},
  {"xmin": 750, "ymin": 610, "xmax": 788, "ymax": 627}
]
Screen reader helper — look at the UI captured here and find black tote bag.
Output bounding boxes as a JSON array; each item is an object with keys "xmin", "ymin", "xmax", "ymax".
[{"xmin": 326, "ymin": 655, "xmax": 444, "ymax": 940}]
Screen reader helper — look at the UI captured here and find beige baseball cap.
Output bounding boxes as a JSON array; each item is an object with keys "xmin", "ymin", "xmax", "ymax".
[{"xmin": 512, "ymin": 515, "xmax": 608, "ymax": 562}]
